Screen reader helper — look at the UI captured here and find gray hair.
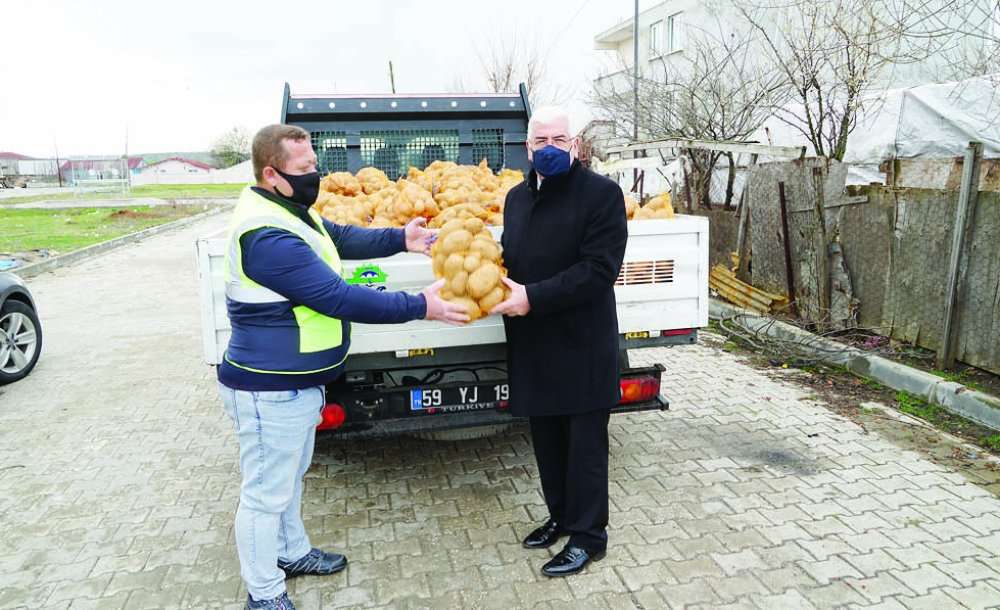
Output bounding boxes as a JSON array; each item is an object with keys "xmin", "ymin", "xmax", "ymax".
[{"xmin": 527, "ymin": 105, "xmax": 572, "ymax": 139}]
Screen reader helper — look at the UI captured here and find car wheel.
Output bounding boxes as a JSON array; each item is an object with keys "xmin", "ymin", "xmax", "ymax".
[{"xmin": 0, "ymin": 300, "xmax": 42, "ymax": 385}]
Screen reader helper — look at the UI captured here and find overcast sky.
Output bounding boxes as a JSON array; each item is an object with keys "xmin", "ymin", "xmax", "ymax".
[{"xmin": 1, "ymin": 0, "xmax": 660, "ymax": 158}]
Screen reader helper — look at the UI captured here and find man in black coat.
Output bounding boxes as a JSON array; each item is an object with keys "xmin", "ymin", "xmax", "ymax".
[{"xmin": 491, "ymin": 106, "xmax": 627, "ymax": 577}]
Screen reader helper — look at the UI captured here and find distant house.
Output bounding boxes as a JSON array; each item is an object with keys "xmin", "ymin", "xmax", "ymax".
[
  {"xmin": 0, "ymin": 152, "xmax": 33, "ymax": 176},
  {"xmin": 59, "ymin": 157, "xmax": 141, "ymax": 184},
  {"xmin": 137, "ymin": 157, "xmax": 213, "ymax": 176},
  {"xmin": 131, "ymin": 156, "xmax": 223, "ymax": 185}
]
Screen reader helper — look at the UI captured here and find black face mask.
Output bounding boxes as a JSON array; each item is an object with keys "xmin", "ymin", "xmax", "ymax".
[{"xmin": 273, "ymin": 168, "xmax": 320, "ymax": 207}]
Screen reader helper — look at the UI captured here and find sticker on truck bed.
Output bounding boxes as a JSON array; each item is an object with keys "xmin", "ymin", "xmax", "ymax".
[{"xmin": 346, "ymin": 264, "xmax": 388, "ymax": 291}]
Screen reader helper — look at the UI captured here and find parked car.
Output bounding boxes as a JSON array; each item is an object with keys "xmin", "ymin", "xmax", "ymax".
[{"xmin": 0, "ymin": 273, "xmax": 42, "ymax": 385}]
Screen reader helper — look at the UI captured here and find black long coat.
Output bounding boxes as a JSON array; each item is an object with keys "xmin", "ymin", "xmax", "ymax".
[{"xmin": 501, "ymin": 161, "xmax": 628, "ymax": 417}]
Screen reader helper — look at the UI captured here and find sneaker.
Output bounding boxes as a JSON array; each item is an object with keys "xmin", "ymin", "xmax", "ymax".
[
  {"xmin": 246, "ymin": 591, "xmax": 296, "ymax": 610},
  {"xmin": 278, "ymin": 548, "xmax": 348, "ymax": 578}
]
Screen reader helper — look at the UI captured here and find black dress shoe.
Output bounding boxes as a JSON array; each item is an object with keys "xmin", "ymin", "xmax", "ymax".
[
  {"xmin": 541, "ymin": 545, "xmax": 606, "ymax": 577},
  {"xmin": 522, "ymin": 520, "xmax": 565, "ymax": 549}
]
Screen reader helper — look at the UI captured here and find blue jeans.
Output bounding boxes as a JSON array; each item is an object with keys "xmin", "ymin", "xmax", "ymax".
[{"xmin": 219, "ymin": 383, "xmax": 323, "ymax": 601}]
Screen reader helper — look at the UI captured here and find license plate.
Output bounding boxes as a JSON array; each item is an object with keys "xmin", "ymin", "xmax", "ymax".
[{"xmin": 410, "ymin": 382, "xmax": 509, "ymax": 412}]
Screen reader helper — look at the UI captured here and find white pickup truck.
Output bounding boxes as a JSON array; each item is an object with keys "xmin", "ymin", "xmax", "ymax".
[{"xmin": 195, "ymin": 85, "xmax": 709, "ymax": 438}]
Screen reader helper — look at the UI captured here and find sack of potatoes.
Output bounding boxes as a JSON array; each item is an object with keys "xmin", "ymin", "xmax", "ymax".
[
  {"xmin": 431, "ymin": 217, "xmax": 510, "ymax": 322},
  {"xmin": 633, "ymin": 193, "xmax": 675, "ymax": 220}
]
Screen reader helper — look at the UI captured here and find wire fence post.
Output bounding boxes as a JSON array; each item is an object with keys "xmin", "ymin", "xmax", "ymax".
[{"xmin": 937, "ymin": 141, "xmax": 983, "ymax": 369}]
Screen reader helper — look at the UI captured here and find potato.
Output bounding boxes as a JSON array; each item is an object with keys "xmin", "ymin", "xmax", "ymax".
[
  {"xmin": 442, "ymin": 219, "xmax": 466, "ymax": 233},
  {"xmin": 478, "ymin": 285, "xmax": 506, "ymax": 313},
  {"xmin": 463, "ymin": 217, "xmax": 485, "ymax": 234},
  {"xmin": 469, "ymin": 238, "xmax": 500, "ymax": 261},
  {"xmin": 443, "ymin": 253, "xmax": 465, "ymax": 276},
  {"xmin": 450, "ymin": 270, "xmax": 469, "ymax": 296},
  {"xmin": 432, "ymin": 253, "xmax": 446, "ymax": 276},
  {"xmin": 440, "ymin": 229, "xmax": 473, "ymax": 254},
  {"xmin": 463, "ymin": 253, "xmax": 481, "ymax": 273},
  {"xmin": 468, "ymin": 263, "xmax": 500, "ymax": 299},
  {"xmin": 451, "ymin": 297, "xmax": 482, "ymax": 321}
]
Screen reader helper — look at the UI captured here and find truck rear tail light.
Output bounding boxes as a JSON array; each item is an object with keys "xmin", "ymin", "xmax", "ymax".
[
  {"xmin": 660, "ymin": 328, "xmax": 693, "ymax": 337},
  {"xmin": 619, "ymin": 375, "xmax": 660, "ymax": 405},
  {"xmin": 317, "ymin": 403, "xmax": 346, "ymax": 430}
]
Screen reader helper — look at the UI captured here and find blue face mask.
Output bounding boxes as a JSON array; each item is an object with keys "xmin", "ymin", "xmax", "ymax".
[{"xmin": 531, "ymin": 144, "xmax": 572, "ymax": 177}]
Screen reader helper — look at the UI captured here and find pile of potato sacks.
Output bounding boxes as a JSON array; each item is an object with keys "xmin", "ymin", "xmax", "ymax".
[
  {"xmin": 314, "ymin": 161, "xmax": 676, "ymax": 320},
  {"xmin": 314, "ymin": 159, "xmax": 522, "ymax": 230},
  {"xmin": 314, "ymin": 159, "xmax": 521, "ymax": 320},
  {"xmin": 624, "ymin": 193, "xmax": 675, "ymax": 220}
]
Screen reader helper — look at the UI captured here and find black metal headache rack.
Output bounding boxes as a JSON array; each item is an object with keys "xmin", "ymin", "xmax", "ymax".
[{"xmin": 281, "ymin": 83, "xmax": 532, "ymax": 178}]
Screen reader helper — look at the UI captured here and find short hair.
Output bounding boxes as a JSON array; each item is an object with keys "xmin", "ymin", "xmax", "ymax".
[
  {"xmin": 528, "ymin": 106, "xmax": 572, "ymax": 139},
  {"xmin": 252, "ymin": 124, "xmax": 310, "ymax": 181}
]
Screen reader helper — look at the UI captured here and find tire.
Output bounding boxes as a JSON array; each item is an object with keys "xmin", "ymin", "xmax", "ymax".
[
  {"xmin": 413, "ymin": 424, "xmax": 512, "ymax": 441},
  {"xmin": 0, "ymin": 300, "xmax": 42, "ymax": 385}
]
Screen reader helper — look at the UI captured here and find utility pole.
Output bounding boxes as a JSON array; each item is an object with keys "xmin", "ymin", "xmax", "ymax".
[
  {"xmin": 632, "ymin": 0, "xmax": 639, "ymax": 142},
  {"xmin": 631, "ymin": 0, "xmax": 641, "ymax": 189},
  {"xmin": 388, "ymin": 61, "xmax": 397, "ymax": 94},
  {"xmin": 54, "ymin": 138, "xmax": 63, "ymax": 188},
  {"xmin": 124, "ymin": 125, "xmax": 131, "ymax": 191}
]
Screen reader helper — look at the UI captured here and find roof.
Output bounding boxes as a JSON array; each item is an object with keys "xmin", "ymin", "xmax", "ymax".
[
  {"xmin": 59, "ymin": 157, "xmax": 143, "ymax": 171},
  {"xmin": 142, "ymin": 156, "xmax": 214, "ymax": 171},
  {"xmin": 594, "ymin": 0, "xmax": 679, "ymax": 47},
  {"xmin": 0, "ymin": 152, "xmax": 35, "ymax": 160}
]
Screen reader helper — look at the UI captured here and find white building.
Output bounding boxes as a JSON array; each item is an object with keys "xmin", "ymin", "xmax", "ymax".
[
  {"xmin": 593, "ymin": 0, "xmax": 714, "ymax": 93},
  {"xmin": 132, "ymin": 157, "xmax": 214, "ymax": 185},
  {"xmin": 593, "ymin": 0, "xmax": 998, "ymax": 94}
]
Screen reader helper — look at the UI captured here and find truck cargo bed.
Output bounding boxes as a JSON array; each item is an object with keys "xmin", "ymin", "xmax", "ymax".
[{"xmin": 197, "ymin": 215, "xmax": 709, "ymax": 365}]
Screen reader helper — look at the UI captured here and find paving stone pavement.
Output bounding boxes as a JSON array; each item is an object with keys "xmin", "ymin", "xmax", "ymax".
[{"xmin": 1, "ymin": 214, "xmax": 999, "ymax": 610}]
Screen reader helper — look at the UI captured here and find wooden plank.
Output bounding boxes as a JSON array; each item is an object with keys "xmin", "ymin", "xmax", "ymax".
[
  {"xmin": 812, "ymin": 167, "xmax": 831, "ymax": 329},
  {"xmin": 788, "ymin": 194, "xmax": 869, "ymax": 213},
  {"xmin": 606, "ymin": 138, "xmax": 806, "ymax": 159},
  {"xmin": 592, "ymin": 156, "xmax": 665, "ymax": 174},
  {"xmin": 938, "ymin": 141, "xmax": 984, "ymax": 369},
  {"xmin": 734, "ymin": 153, "xmax": 759, "ymax": 282}
]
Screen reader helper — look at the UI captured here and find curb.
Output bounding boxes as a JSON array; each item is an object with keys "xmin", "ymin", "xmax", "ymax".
[
  {"xmin": 12, "ymin": 205, "xmax": 230, "ymax": 279},
  {"xmin": 710, "ymin": 299, "xmax": 1000, "ymax": 432}
]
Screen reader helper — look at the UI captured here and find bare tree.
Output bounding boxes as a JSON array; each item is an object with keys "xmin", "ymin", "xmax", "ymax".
[
  {"xmin": 885, "ymin": 0, "xmax": 1000, "ymax": 82},
  {"xmin": 212, "ymin": 126, "xmax": 251, "ymax": 168},
  {"xmin": 591, "ymin": 22, "xmax": 785, "ymax": 207},
  {"xmin": 472, "ymin": 29, "xmax": 565, "ymax": 105},
  {"xmin": 734, "ymin": 0, "xmax": 957, "ymax": 161}
]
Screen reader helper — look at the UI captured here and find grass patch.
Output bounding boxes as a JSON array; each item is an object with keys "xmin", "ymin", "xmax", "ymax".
[
  {"xmin": 894, "ymin": 391, "xmax": 1000, "ymax": 456},
  {"xmin": 1, "ymin": 183, "xmax": 245, "ymax": 205},
  {"xmin": 0, "ymin": 205, "xmax": 209, "ymax": 253},
  {"xmin": 983, "ymin": 435, "xmax": 1000, "ymax": 452},
  {"xmin": 929, "ymin": 368, "xmax": 987, "ymax": 393},
  {"xmin": 860, "ymin": 376, "xmax": 885, "ymax": 390},
  {"xmin": 130, "ymin": 183, "xmax": 246, "ymax": 198},
  {"xmin": 896, "ymin": 390, "xmax": 941, "ymax": 421}
]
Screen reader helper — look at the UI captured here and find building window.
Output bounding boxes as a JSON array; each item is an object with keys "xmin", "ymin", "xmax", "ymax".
[
  {"xmin": 649, "ymin": 20, "xmax": 662, "ymax": 57},
  {"xmin": 667, "ymin": 12, "xmax": 683, "ymax": 53}
]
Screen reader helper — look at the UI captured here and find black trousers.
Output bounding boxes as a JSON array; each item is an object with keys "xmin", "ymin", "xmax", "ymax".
[{"xmin": 528, "ymin": 409, "xmax": 611, "ymax": 553}]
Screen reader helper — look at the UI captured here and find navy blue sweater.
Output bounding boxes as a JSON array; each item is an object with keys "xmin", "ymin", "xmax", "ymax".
[{"xmin": 218, "ymin": 188, "xmax": 427, "ymax": 391}]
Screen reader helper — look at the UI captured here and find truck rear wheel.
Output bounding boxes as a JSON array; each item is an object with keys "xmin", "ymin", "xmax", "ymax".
[{"xmin": 413, "ymin": 424, "xmax": 511, "ymax": 441}]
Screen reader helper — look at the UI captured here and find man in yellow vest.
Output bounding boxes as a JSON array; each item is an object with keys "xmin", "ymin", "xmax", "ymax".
[{"xmin": 218, "ymin": 124, "xmax": 467, "ymax": 610}]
